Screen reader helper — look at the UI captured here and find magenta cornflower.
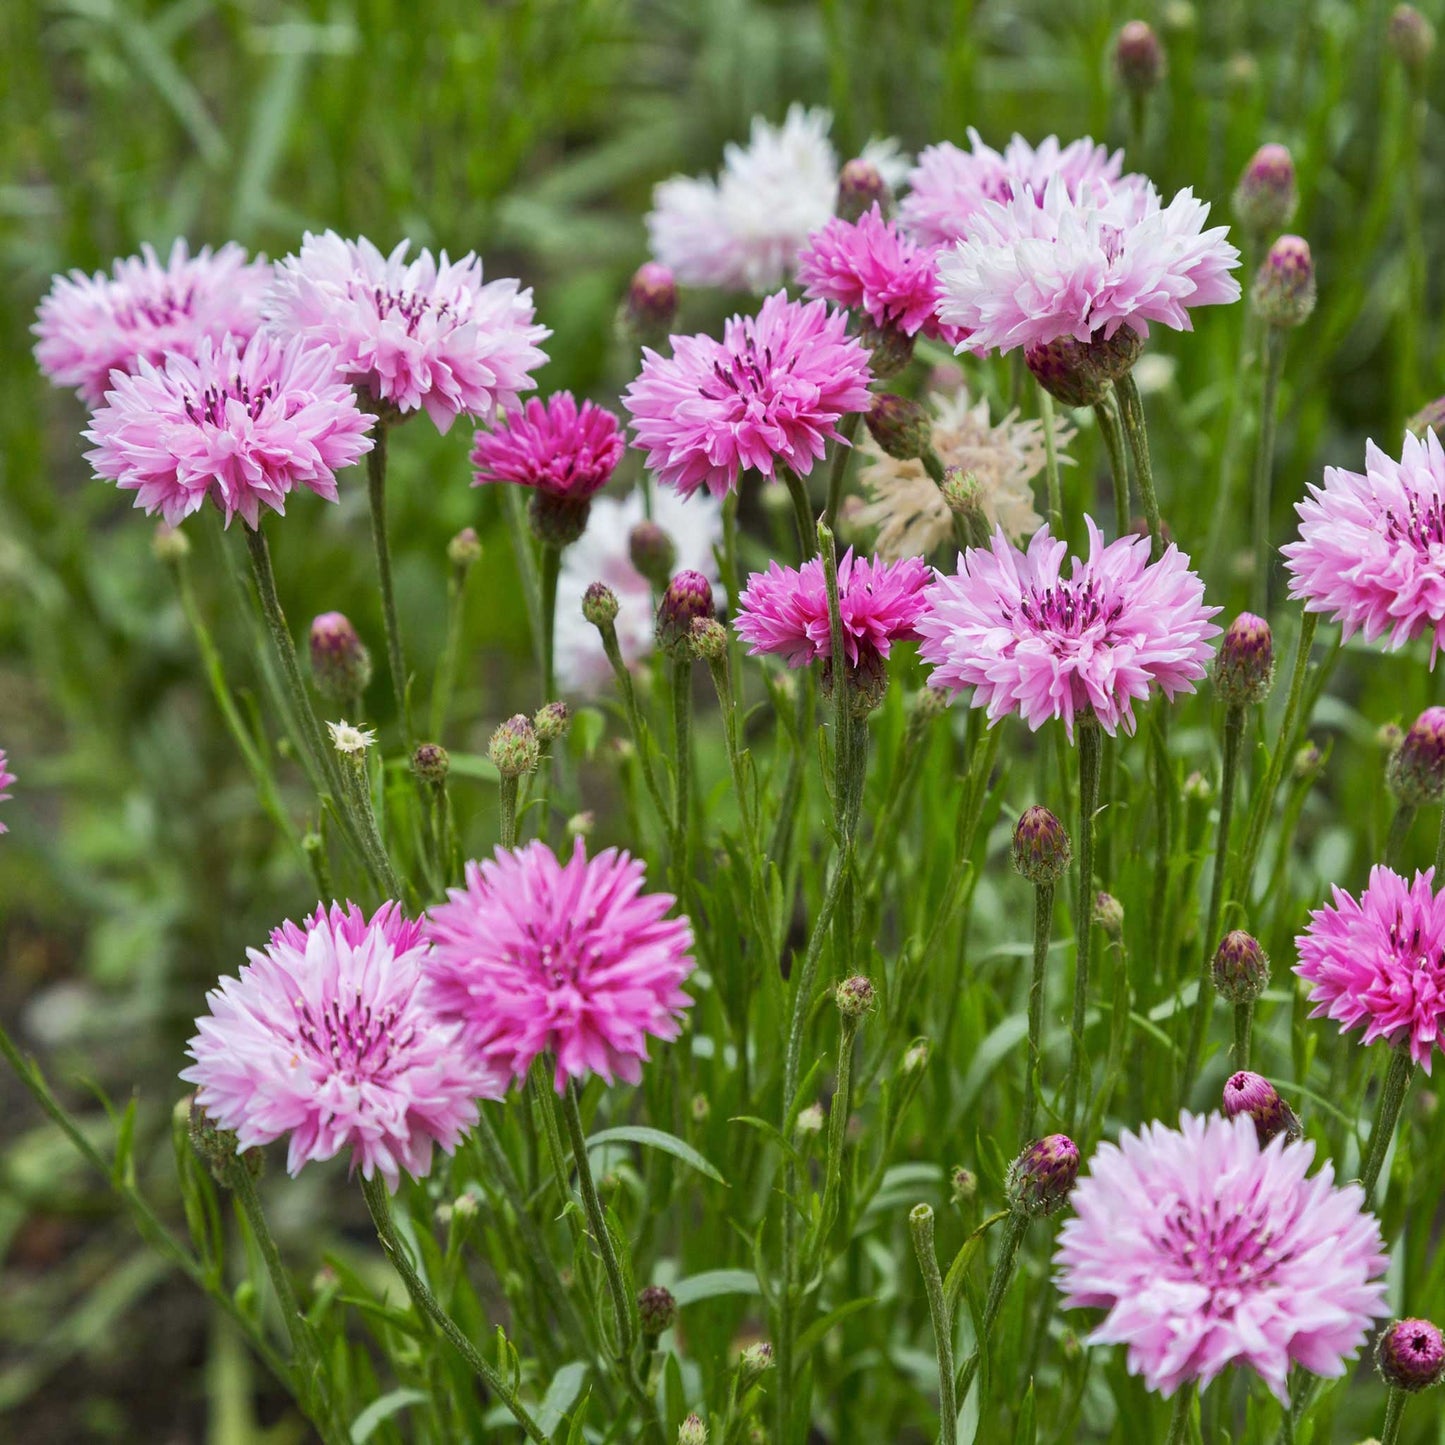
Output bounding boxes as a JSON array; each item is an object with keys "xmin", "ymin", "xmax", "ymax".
[
  {"xmin": 83, "ymin": 333, "xmax": 373, "ymax": 529},
  {"xmin": 917, "ymin": 519, "xmax": 1220, "ymax": 740},
  {"xmin": 796, "ymin": 205, "xmax": 960, "ymax": 344},
  {"xmin": 899, "ymin": 130, "xmax": 1136, "ymax": 247},
  {"xmin": 264, "ymin": 231, "xmax": 549, "ymax": 431},
  {"xmin": 622, "ymin": 291, "xmax": 873, "ymax": 500},
  {"xmin": 425, "ymin": 838, "xmax": 695, "ymax": 1090},
  {"xmin": 934, "ymin": 179, "xmax": 1241, "ymax": 357},
  {"xmin": 1295, "ymin": 865, "xmax": 1445, "ymax": 1071},
  {"xmin": 0, "ymin": 749, "xmax": 13, "ymax": 835},
  {"xmin": 735, "ymin": 550, "xmax": 930, "ymax": 669},
  {"xmin": 1055, "ymin": 1112, "xmax": 1388, "ymax": 1402},
  {"xmin": 1282, "ymin": 430, "xmax": 1445, "ymax": 661},
  {"xmin": 34, "ymin": 240, "xmax": 271, "ymax": 406},
  {"xmin": 470, "ymin": 392, "xmax": 625, "ymax": 500},
  {"xmin": 181, "ymin": 901, "xmax": 500, "ymax": 1192}
]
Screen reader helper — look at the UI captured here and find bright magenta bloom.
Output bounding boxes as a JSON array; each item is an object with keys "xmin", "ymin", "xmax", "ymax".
[
  {"xmin": 34, "ymin": 240, "xmax": 271, "ymax": 406},
  {"xmin": 917, "ymin": 519, "xmax": 1219, "ymax": 740},
  {"xmin": 1296, "ymin": 865, "xmax": 1445, "ymax": 1071},
  {"xmin": 425, "ymin": 839, "xmax": 695, "ymax": 1090},
  {"xmin": 84, "ymin": 333, "xmax": 373, "ymax": 529},
  {"xmin": 470, "ymin": 392, "xmax": 625, "ymax": 500},
  {"xmin": 181, "ymin": 902, "xmax": 499, "ymax": 1192},
  {"xmin": 1055, "ymin": 1112, "xmax": 1388, "ymax": 1402},
  {"xmin": 735, "ymin": 550, "xmax": 930, "ymax": 668},
  {"xmin": 622, "ymin": 291, "xmax": 873, "ymax": 500},
  {"xmin": 0, "ymin": 749, "xmax": 13, "ymax": 835},
  {"xmin": 1283, "ymin": 430, "xmax": 1445, "ymax": 661},
  {"xmin": 796, "ymin": 205, "xmax": 960, "ymax": 343},
  {"xmin": 264, "ymin": 231, "xmax": 549, "ymax": 431}
]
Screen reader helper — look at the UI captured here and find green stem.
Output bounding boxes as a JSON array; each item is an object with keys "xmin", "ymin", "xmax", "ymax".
[
  {"xmin": 1022, "ymin": 882, "xmax": 1055, "ymax": 1141},
  {"xmin": 1251, "ymin": 327, "xmax": 1286, "ymax": 615},
  {"xmin": 823, "ymin": 411, "xmax": 862, "ymax": 531},
  {"xmin": 1064, "ymin": 722, "xmax": 1103, "ymax": 1132},
  {"xmin": 1385, "ymin": 800, "xmax": 1417, "ymax": 869},
  {"xmin": 540, "ymin": 542, "xmax": 561, "ymax": 704},
  {"xmin": 359, "ymin": 1174, "xmax": 548, "ymax": 1443},
  {"xmin": 1037, "ymin": 385, "xmax": 1063, "ymax": 535},
  {"xmin": 503, "ymin": 486, "xmax": 544, "ymax": 670},
  {"xmin": 671, "ymin": 657, "xmax": 693, "ymax": 893},
  {"xmin": 1379, "ymin": 1384, "xmax": 1407, "ymax": 1445},
  {"xmin": 1435, "ymin": 804, "xmax": 1445, "ymax": 874},
  {"xmin": 499, "ymin": 775, "xmax": 520, "ymax": 850},
  {"xmin": 1233, "ymin": 1001, "xmax": 1254, "ymax": 1070},
  {"xmin": 811, "ymin": 1014, "xmax": 861, "ymax": 1268},
  {"xmin": 340, "ymin": 754, "xmax": 406, "ymax": 901},
  {"xmin": 784, "ymin": 469, "xmax": 816, "ymax": 561},
  {"xmin": 365, "ymin": 423, "xmax": 412, "ymax": 741},
  {"xmin": 1360, "ymin": 1046, "xmax": 1415, "ymax": 1208},
  {"xmin": 909, "ymin": 1206, "xmax": 957, "ymax": 1445},
  {"xmin": 1113, "ymin": 373, "xmax": 1162, "ymax": 560},
  {"xmin": 1094, "ymin": 394, "xmax": 1131, "ymax": 539},
  {"xmin": 956, "ymin": 1210, "xmax": 1028, "ymax": 1407},
  {"xmin": 595, "ymin": 619, "xmax": 672, "ymax": 839},
  {"xmin": 1164, "ymin": 1384, "xmax": 1197, "ymax": 1445},
  {"xmin": 429, "ymin": 557, "xmax": 472, "ymax": 744}
]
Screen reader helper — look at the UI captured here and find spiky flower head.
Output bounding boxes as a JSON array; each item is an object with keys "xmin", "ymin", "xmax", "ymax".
[
  {"xmin": 657, "ymin": 570, "xmax": 717, "ymax": 656},
  {"xmin": 1253, "ymin": 235, "xmax": 1316, "ymax": 328},
  {"xmin": 1232, "ymin": 144, "xmax": 1298, "ymax": 240},
  {"xmin": 1012, "ymin": 806, "xmax": 1073, "ymax": 885},
  {"xmin": 448, "ymin": 526, "xmax": 483, "ymax": 569},
  {"xmin": 1212, "ymin": 931, "xmax": 1271, "ymax": 1003},
  {"xmin": 737, "ymin": 1341, "xmax": 775, "ymax": 1383},
  {"xmin": 1215, "ymin": 612, "xmax": 1274, "ymax": 705},
  {"xmin": 1024, "ymin": 328, "xmax": 1144, "ymax": 407},
  {"xmin": 1007, "ymin": 1134, "xmax": 1080, "ymax": 1216},
  {"xmin": 582, "ymin": 582, "xmax": 621, "ymax": 628},
  {"xmin": 1095, "ymin": 891, "xmax": 1125, "ymax": 937},
  {"xmin": 327, "ymin": 720, "xmax": 376, "ymax": 756},
  {"xmin": 310, "ymin": 612, "xmax": 372, "ymax": 704},
  {"xmin": 488, "ymin": 715, "xmax": 540, "ymax": 778},
  {"xmin": 1055, "ymin": 1112, "xmax": 1388, "ymax": 1401},
  {"xmin": 1377, "ymin": 1318, "xmax": 1445, "ymax": 1392},
  {"xmin": 865, "ymin": 393, "xmax": 934, "ymax": 462},
  {"xmin": 1222, "ymin": 1071, "xmax": 1302, "ymax": 1147},
  {"xmin": 837, "ymin": 158, "xmax": 890, "ymax": 221},
  {"xmin": 1115, "ymin": 20, "xmax": 1165, "ymax": 93},
  {"xmin": 677, "ymin": 1414, "xmax": 709, "ymax": 1445},
  {"xmin": 629, "ymin": 520, "xmax": 677, "ymax": 590},
  {"xmin": 1387, "ymin": 706, "xmax": 1445, "ymax": 804},
  {"xmin": 689, "ymin": 617, "xmax": 729, "ymax": 662},
  {"xmin": 533, "ymin": 701, "xmax": 572, "ymax": 746},
  {"xmin": 411, "ymin": 743, "xmax": 450, "ymax": 784},
  {"xmin": 471, "ymin": 393, "xmax": 624, "ymax": 505},
  {"xmin": 186, "ymin": 1098, "xmax": 263, "ymax": 1186},
  {"xmin": 425, "ymin": 838, "xmax": 695, "ymax": 1089},
  {"xmin": 836, "ymin": 975, "xmax": 876, "ymax": 1020},
  {"xmin": 638, "ymin": 1285, "xmax": 677, "ymax": 1337}
]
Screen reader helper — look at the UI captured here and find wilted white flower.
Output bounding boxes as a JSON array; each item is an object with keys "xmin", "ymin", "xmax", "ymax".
[{"xmin": 327, "ymin": 719, "xmax": 377, "ymax": 755}]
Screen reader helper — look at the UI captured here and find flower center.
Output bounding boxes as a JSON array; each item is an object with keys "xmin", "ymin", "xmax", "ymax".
[
  {"xmin": 116, "ymin": 283, "xmax": 198, "ymax": 331},
  {"xmin": 1155, "ymin": 1194, "xmax": 1291, "ymax": 1311},
  {"xmin": 516, "ymin": 914, "xmax": 604, "ymax": 990},
  {"xmin": 1382, "ymin": 491, "xmax": 1445, "ymax": 555},
  {"xmin": 181, "ymin": 373, "xmax": 276, "ymax": 428},
  {"xmin": 292, "ymin": 992, "xmax": 414, "ymax": 1082},
  {"xmin": 1012, "ymin": 577, "xmax": 1124, "ymax": 640},
  {"xmin": 700, "ymin": 341, "xmax": 793, "ymax": 405},
  {"xmin": 362, "ymin": 282, "xmax": 455, "ymax": 337}
]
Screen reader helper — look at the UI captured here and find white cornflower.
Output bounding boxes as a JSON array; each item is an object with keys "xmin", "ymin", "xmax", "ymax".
[{"xmin": 327, "ymin": 719, "xmax": 376, "ymax": 755}]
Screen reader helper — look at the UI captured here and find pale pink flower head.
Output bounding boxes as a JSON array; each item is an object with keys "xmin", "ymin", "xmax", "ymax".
[
  {"xmin": 917, "ymin": 518, "xmax": 1220, "ymax": 740},
  {"xmin": 263, "ymin": 231, "xmax": 550, "ymax": 432},
  {"xmin": 34, "ymin": 240, "xmax": 271, "ymax": 406},
  {"xmin": 934, "ymin": 177, "xmax": 1241, "ymax": 357},
  {"xmin": 899, "ymin": 130, "xmax": 1136, "ymax": 246},
  {"xmin": 1295, "ymin": 865, "xmax": 1445, "ymax": 1072},
  {"xmin": 83, "ymin": 333, "xmax": 373, "ymax": 529},
  {"xmin": 181, "ymin": 900, "xmax": 500, "ymax": 1192},
  {"xmin": 1282, "ymin": 430, "xmax": 1445, "ymax": 662},
  {"xmin": 0, "ymin": 749, "xmax": 13, "ymax": 835},
  {"xmin": 1055, "ymin": 1112, "xmax": 1389, "ymax": 1402},
  {"xmin": 425, "ymin": 838, "xmax": 695, "ymax": 1091},
  {"xmin": 470, "ymin": 392, "xmax": 624, "ymax": 500},
  {"xmin": 622, "ymin": 291, "xmax": 873, "ymax": 500}
]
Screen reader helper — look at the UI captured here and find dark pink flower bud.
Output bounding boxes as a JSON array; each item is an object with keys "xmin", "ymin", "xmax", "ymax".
[
  {"xmin": 1387, "ymin": 706, "xmax": 1445, "ymax": 804},
  {"xmin": 656, "ymin": 570, "xmax": 715, "ymax": 655},
  {"xmin": 533, "ymin": 701, "xmax": 571, "ymax": 745},
  {"xmin": 865, "ymin": 393, "xmax": 933, "ymax": 462},
  {"xmin": 637, "ymin": 1284, "xmax": 677, "ymax": 1338},
  {"xmin": 309, "ymin": 612, "xmax": 372, "ymax": 704},
  {"xmin": 1222, "ymin": 1070, "xmax": 1302, "ymax": 1147},
  {"xmin": 835, "ymin": 975, "xmax": 875, "ymax": 1020},
  {"xmin": 411, "ymin": 742, "xmax": 450, "ymax": 784},
  {"xmin": 488, "ymin": 714, "xmax": 540, "ymax": 778},
  {"xmin": 1377, "ymin": 1316, "xmax": 1445, "ymax": 1392},
  {"xmin": 1215, "ymin": 612, "xmax": 1274, "ymax": 706},
  {"xmin": 1025, "ymin": 326, "xmax": 1144, "ymax": 408},
  {"xmin": 1115, "ymin": 20, "xmax": 1165, "ymax": 94},
  {"xmin": 582, "ymin": 582, "xmax": 620, "ymax": 628},
  {"xmin": 625, "ymin": 261, "xmax": 678, "ymax": 343},
  {"xmin": 629, "ymin": 519, "xmax": 677, "ymax": 589},
  {"xmin": 1012, "ymin": 806, "xmax": 1073, "ymax": 886},
  {"xmin": 1232, "ymin": 144, "xmax": 1298, "ymax": 239},
  {"xmin": 1252, "ymin": 235, "xmax": 1316, "ymax": 328},
  {"xmin": 1212, "ymin": 932, "xmax": 1270, "ymax": 1003},
  {"xmin": 1006, "ymin": 1134, "xmax": 1080, "ymax": 1217},
  {"xmin": 1388, "ymin": 5, "xmax": 1436, "ymax": 84},
  {"xmin": 837, "ymin": 158, "xmax": 890, "ymax": 222}
]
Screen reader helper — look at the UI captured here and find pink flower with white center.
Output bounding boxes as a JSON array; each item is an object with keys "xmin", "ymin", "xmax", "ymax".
[
  {"xmin": 0, "ymin": 749, "xmax": 13, "ymax": 835},
  {"xmin": 470, "ymin": 392, "xmax": 625, "ymax": 500},
  {"xmin": 264, "ymin": 231, "xmax": 549, "ymax": 431},
  {"xmin": 735, "ymin": 550, "xmax": 930, "ymax": 668},
  {"xmin": 1055, "ymin": 1112, "xmax": 1389, "ymax": 1402},
  {"xmin": 1295, "ymin": 865, "xmax": 1445, "ymax": 1072},
  {"xmin": 796, "ymin": 205, "xmax": 961, "ymax": 344},
  {"xmin": 622, "ymin": 291, "xmax": 873, "ymax": 500},
  {"xmin": 83, "ymin": 333, "xmax": 373, "ymax": 529},
  {"xmin": 425, "ymin": 839, "xmax": 695, "ymax": 1091},
  {"xmin": 934, "ymin": 177, "xmax": 1241, "ymax": 357},
  {"xmin": 181, "ymin": 901, "xmax": 500, "ymax": 1192},
  {"xmin": 1282, "ymin": 430, "xmax": 1445, "ymax": 662},
  {"xmin": 34, "ymin": 240, "xmax": 272, "ymax": 406},
  {"xmin": 899, "ymin": 130, "xmax": 1138, "ymax": 246},
  {"xmin": 917, "ymin": 518, "xmax": 1220, "ymax": 740}
]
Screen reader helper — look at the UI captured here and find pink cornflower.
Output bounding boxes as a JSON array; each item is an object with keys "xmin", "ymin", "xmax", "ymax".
[
  {"xmin": 181, "ymin": 901, "xmax": 500, "ymax": 1192},
  {"xmin": 934, "ymin": 178, "xmax": 1240, "ymax": 357},
  {"xmin": 622, "ymin": 291, "xmax": 873, "ymax": 500},
  {"xmin": 796, "ymin": 205, "xmax": 960, "ymax": 344},
  {"xmin": 1283, "ymin": 430, "xmax": 1445, "ymax": 662},
  {"xmin": 84, "ymin": 333, "xmax": 373, "ymax": 529},
  {"xmin": 1295, "ymin": 865, "xmax": 1445, "ymax": 1071},
  {"xmin": 735, "ymin": 550, "xmax": 930, "ymax": 668},
  {"xmin": 1055, "ymin": 1112, "xmax": 1389, "ymax": 1402},
  {"xmin": 0, "ymin": 749, "xmax": 13, "ymax": 835},
  {"xmin": 425, "ymin": 839, "xmax": 695, "ymax": 1091},
  {"xmin": 264, "ymin": 232, "xmax": 549, "ymax": 431},
  {"xmin": 470, "ymin": 392, "xmax": 625, "ymax": 500},
  {"xmin": 917, "ymin": 519, "xmax": 1220, "ymax": 740},
  {"xmin": 34, "ymin": 240, "xmax": 271, "ymax": 406}
]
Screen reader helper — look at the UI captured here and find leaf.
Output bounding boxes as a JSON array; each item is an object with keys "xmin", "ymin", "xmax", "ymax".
[
  {"xmin": 565, "ymin": 1391, "xmax": 593, "ymax": 1444},
  {"xmin": 536, "ymin": 1361, "xmax": 589, "ymax": 1435},
  {"xmin": 795, "ymin": 1296, "xmax": 876, "ymax": 1360},
  {"xmin": 350, "ymin": 1387, "xmax": 430, "ymax": 1443},
  {"xmin": 943, "ymin": 1211, "xmax": 1009, "ymax": 1316},
  {"xmin": 1012, "ymin": 1380, "xmax": 1036, "ymax": 1445},
  {"xmin": 670, "ymin": 1268, "xmax": 761, "ymax": 1307},
  {"xmin": 445, "ymin": 752, "xmax": 501, "ymax": 783},
  {"xmin": 585, "ymin": 1126, "xmax": 726, "ymax": 1184}
]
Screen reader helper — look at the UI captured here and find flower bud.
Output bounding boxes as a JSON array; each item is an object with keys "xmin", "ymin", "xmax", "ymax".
[
  {"xmin": 1212, "ymin": 931, "xmax": 1270, "ymax": 1003},
  {"xmin": 637, "ymin": 1284, "xmax": 677, "ymax": 1338},
  {"xmin": 628, "ymin": 519, "xmax": 677, "ymax": 589},
  {"xmin": 1094, "ymin": 892, "xmax": 1124, "ymax": 939},
  {"xmin": 689, "ymin": 616, "xmax": 729, "ymax": 663},
  {"xmin": 488, "ymin": 714, "xmax": 540, "ymax": 778},
  {"xmin": 1407, "ymin": 397, "xmax": 1445, "ymax": 439},
  {"xmin": 795, "ymin": 1102, "xmax": 825, "ymax": 1138},
  {"xmin": 411, "ymin": 742, "xmax": 450, "ymax": 784},
  {"xmin": 152, "ymin": 523, "xmax": 190, "ymax": 563},
  {"xmin": 528, "ymin": 491, "xmax": 591, "ymax": 549},
  {"xmin": 533, "ymin": 701, "xmax": 572, "ymax": 746},
  {"xmin": 737, "ymin": 1341, "xmax": 774, "ymax": 1387},
  {"xmin": 865, "ymin": 393, "xmax": 933, "ymax": 461},
  {"xmin": 1183, "ymin": 770, "xmax": 1212, "ymax": 802},
  {"xmin": 1252, "ymin": 235, "xmax": 1316, "ymax": 328},
  {"xmin": 901, "ymin": 1038, "xmax": 930, "ymax": 1073},
  {"xmin": 1378, "ymin": 721, "xmax": 1405, "ymax": 753},
  {"xmin": 448, "ymin": 526, "xmax": 482, "ymax": 569},
  {"xmin": 1292, "ymin": 741, "xmax": 1322, "ymax": 779},
  {"xmin": 678, "ymin": 1415, "xmax": 709, "ymax": 1445},
  {"xmin": 566, "ymin": 810, "xmax": 595, "ymax": 839},
  {"xmin": 1006, "ymin": 1135, "xmax": 1080, "ymax": 1217},
  {"xmin": 1215, "ymin": 612, "xmax": 1275, "ymax": 706},
  {"xmin": 690, "ymin": 1092, "xmax": 711, "ymax": 1123},
  {"xmin": 951, "ymin": 1166, "xmax": 978, "ymax": 1203},
  {"xmin": 1222, "ymin": 1070, "xmax": 1302, "ymax": 1147},
  {"xmin": 837, "ymin": 157, "xmax": 890, "ymax": 222},
  {"xmin": 188, "ymin": 1098, "xmax": 262, "ymax": 1186},
  {"xmin": 858, "ymin": 320, "xmax": 916, "ymax": 380},
  {"xmin": 1388, "ymin": 5, "xmax": 1437, "ymax": 84},
  {"xmin": 625, "ymin": 262, "xmax": 679, "ymax": 346},
  {"xmin": 1232, "ymin": 144, "xmax": 1298, "ymax": 240},
  {"xmin": 1376, "ymin": 1317, "xmax": 1445, "ymax": 1392},
  {"xmin": 310, "ymin": 612, "xmax": 373, "ymax": 704},
  {"xmin": 835, "ymin": 975, "xmax": 875, "ymax": 1020},
  {"xmin": 1115, "ymin": 20, "xmax": 1165, "ymax": 94},
  {"xmin": 1387, "ymin": 706, "xmax": 1445, "ymax": 804},
  {"xmin": 582, "ymin": 581, "xmax": 620, "ymax": 628},
  {"xmin": 1025, "ymin": 327, "xmax": 1144, "ymax": 407},
  {"xmin": 941, "ymin": 467, "xmax": 987, "ymax": 531},
  {"xmin": 911, "ymin": 685, "xmax": 950, "ymax": 726},
  {"xmin": 656, "ymin": 570, "xmax": 715, "ymax": 655},
  {"xmin": 1011, "ymin": 806, "xmax": 1073, "ymax": 886}
]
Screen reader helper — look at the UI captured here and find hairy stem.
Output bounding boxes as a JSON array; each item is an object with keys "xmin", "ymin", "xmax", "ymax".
[
  {"xmin": 1113, "ymin": 373, "xmax": 1162, "ymax": 560},
  {"xmin": 1251, "ymin": 326, "xmax": 1287, "ymax": 614},
  {"xmin": 1022, "ymin": 882, "xmax": 1056, "ymax": 1140},
  {"xmin": 909, "ymin": 1206, "xmax": 957, "ymax": 1445},
  {"xmin": 1064, "ymin": 722, "xmax": 1102, "ymax": 1132},
  {"xmin": 365, "ymin": 423, "xmax": 412, "ymax": 740}
]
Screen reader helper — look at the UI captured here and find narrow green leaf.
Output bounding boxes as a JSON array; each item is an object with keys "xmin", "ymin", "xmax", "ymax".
[
  {"xmin": 586, "ymin": 1125, "xmax": 726, "ymax": 1184},
  {"xmin": 350, "ymin": 1387, "xmax": 429, "ymax": 1443},
  {"xmin": 536, "ymin": 1361, "xmax": 588, "ymax": 1435},
  {"xmin": 670, "ymin": 1268, "xmax": 761, "ymax": 1306}
]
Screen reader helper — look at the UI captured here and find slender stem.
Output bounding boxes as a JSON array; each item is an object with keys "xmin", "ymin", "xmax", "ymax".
[
  {"xmin": 499, "ymin": 775, "xmax": 520, "ymax": 849},
  {"xmin": 909, "ymin": 1206, "xmax": 957, "ymax": 1445},
  {"xmin": 1252, "ymin": 327, "xmax": 1287, "ymax": 614},
  {"xmin": 956, "ymin": 1210, "xmax": 1028, "ymax": 1407},
  {"xmin": 1113, "ymin": 374, "xmax": 1162, "ymax": 560},
  {"xmin": 1094, "ymin": 394, "xmax": 1131, "ymax": 539},
  {"xmin": 360, "ymin": 1174, "xmax": 547, "ymax": 1443},
  {"xmin": 671, "ymin": 657, "xmax": 693, "ymax": 892},
  {"xmin": 1182, "ymin": 704, "xmax": 1245, "ymax": 1099},
  {"xmin": 1164, "ymin": 1383, "xmax": 1197, "ymax": 1445},
  {"xmin": 811, "ymin": 1014, "xmax": 861, "ymax": 1268},
  {"xmin": 1064, "ymin": 723, "xmax": 1103, "ymax": 1132},
  {"xmin": 1435, "ymin": 804, "xmax": 1445, "ymax": 874},
  {"xmin": 921, "ymin": 447, "xmax": 947, "ymax": 486},
  {"xmin": 429, "ymin": 558, "xmax": 472, "ymax": 744},
  {"xmin": 342, "ymin": 754, "xmax": 406, "ymax": 900},
  {"xmin": 540, "ymin": 542, "xmax": 561, "ymax": 704},
  {"xmin": 823, "ymin": 411, "xmax": 862, "ymax": 531},
  {"xmin": 1360, "ymin": 1047, "xmax": 1415, "ymax": 1208},
  {"xmin": 1022, "ymin": 882, "xmax": 1056, "ymax": 1140},
  {"xmin": 1037, "ymin": 385, "xmax": 1063, "ymax": 535},
  {"xmin": 1379, "ymin": 1385, "xmax": 1407, "ymax": 1445},
  {"xmin": 1233, "ymin": 1001, "xmax": 1254, "ymax": 1069},
  {"xmin": 1385, "ymin": 800, "xmax": 1417, "ymax": 869},
  {"xmin": 784, "ymin": 469, "xmax": 816, "ymax": 561},
  {"xmin": 365, "ymin": 423, "xmax": 412, "ymax": 741},
  {"xmin": 820, "ymin": 522, "xmax": 857, "ymax": 982},
  {"xmin": 502, "ymin": 486, "xmax": 544, "ymax": 669}
]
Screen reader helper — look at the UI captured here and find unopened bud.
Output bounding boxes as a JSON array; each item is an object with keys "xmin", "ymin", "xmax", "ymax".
[
  {"xmin": 951, "ymin": 1166, "xmax": 978, "ymax": 1203},
  {"xmin": 689, "ymin": 616, "xmax": 728, "ymax": 662},
  {"xmin": 1012, "ymin": 806, "xmax": 1072, "ymax": 885},
  {"xmin": 528, "ymin": 491, "xmax": 591, "ymax": 549},
  {"xmin": 625, "ymin": 262, "xmax": 679, "ymax": 347},
  {"xmin": 310, "ymin": 612, "xmax": 373, "ymax": 704},
  {"xmin": 941, "ymin": 467, "xmax": 987, "ymax": 528},
  {"xmin": 1378, "ymin": 722, "xmax": 1406, "ymax": 752},
  {"xmin": 1376, "ymin": 1317, "xmax": 1445, "ymax": 1392},
  {"xmin": 448, "ymin": 526, "xmax": 482, "ymax": 569},
  {"xmin": 489, "ymin": 714, "xmax": 540, "ymax": 778},
  {"xmin": 637, "ymin": 1284, "xmax": 677, "ymax": 1338},
  {"xmin": 911, "ymin": 686, "xmax": 950, "ymax": 726},
  {"xmin": 902, "ymin": 1038, "xmax": 930, "ymax": 1073},
  {"xmin": 737, "ymin": 1341, "xmax": 774, "ymax": 1386},
  {"xmin": 566, "ymin": 810, "xmax": 595, "ymax": 839},
  {"xmin": 1252, "ymin": 235, "xmax": 1316, "ymax": 328},
  {"xmin": 678, "ymin": 1415, "xmax": 709, "ymax": 1445},
  {"xmin": 1095, "ymin": 892, "xmax": 1124, "ymax": 938},
  {"xmin": 411, "ymin": 742, "xmax": 450, "ymax": 784},
  {"xmin": 582, "ymin": 581, "xmax": 620, "ymax": 628},
  {"xmin": 837, "ymin": 159, "xmax": 890, "ymax": 222},
  {"xmin": 1025, "ymin": 326, "xmax": 1143, "ymax": 408},
  {"xmin": 1212, "ymin": 931, "xmax": 1270, "ymax": 1003},
  {"xmin": 795, "ymin": 1102, "xmax": 825, "ymax": 1138},
  {"xmin": 1388, "ymin": 706, "xmax": 1445, "ymax": 804},
  {"xmin": 656, "ymin": 570, "xmax": 715, "ymax": 655},
  {"xmin": 859, "ymin": 320, "xmax": 916, "ymax": 380},
  {"xmin": 629, "ymin": 519, "xmax": 677, "ymax": 589},
  {"xmin": 1115, "ymin": 20, "xmax": 1165, "ymax": 94},
  {"xmin": 152, "ymin": 523, "xmax": 190, "ymax": 563},
  {"xmin": 690, "ymin": 1092, "xmax": 711, "ymax": 1123},
  {"xmin": 1222, "ymin": 1071, "xmax": 1302, "ymax": 1147},
  {"xmin": 1232, "ymin": 144, "xmax": 1298, "ymax": 240},
  {"xmin": 533, "ymin": 701, "xmax": 572, "ymax": 745},
  {"xmin": 187, "ymin": 1098, "xmax": 261, "ymax": 1186},
  {"xmin": 865, "ymin": 393, "xmax": 933, "ymax": 461},
  {"xmin": 1388, "ymin": 5, "xmax": 1437, "ymax": 84},
  {"xmin": 1215, "ymin": 612, "xmax": 1275, "ymax": 706},
  {"xmin": 1006, "ymin": 1135, "xmax": 1080, "ymax": 1217},
  {"xmin": 835, "ymin": 975, "xmax": 875, "ymax": 1020},
  {"xmin": 1407, "ymin": 398, "xmax": 1445, "ymax": 439},
  {"xmin": 1183, "ymin": 770, "xmax": 1212, "ymax": 801},
  {"xmin": 1292, "ymin": 741, "xmax": 1322, "ymax": 779}
]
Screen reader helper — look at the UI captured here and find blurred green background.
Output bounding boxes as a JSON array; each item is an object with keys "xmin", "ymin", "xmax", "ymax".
[{"xmin": 1, "ymin": 0, "xmax": 1442, "ymax": 1439}]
